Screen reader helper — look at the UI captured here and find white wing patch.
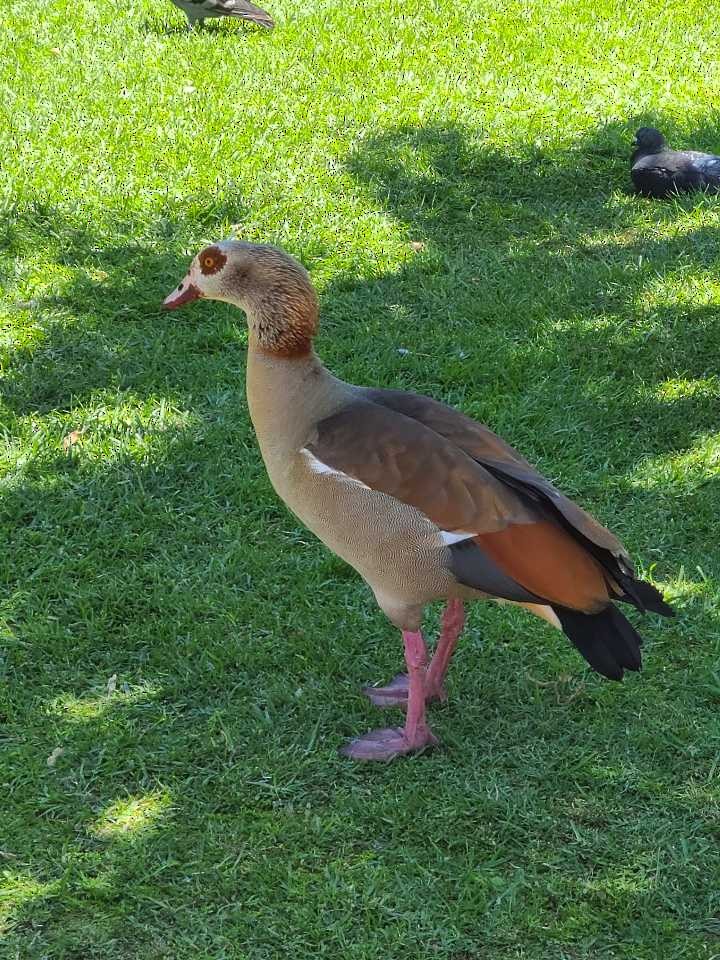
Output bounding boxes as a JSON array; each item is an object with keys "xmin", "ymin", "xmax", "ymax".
[
  {"xmin": 440, "ymin": 530, "xmax": 476, "ymax": 545},
  {"xmin": 301, "ymin": 449, "xmax": 371, "ymax": 490}
]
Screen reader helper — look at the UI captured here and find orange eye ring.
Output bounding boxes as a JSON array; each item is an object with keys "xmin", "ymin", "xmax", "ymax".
[{"xmin": 203, "ymin": 257, "xmax": 214, "ymax": 268}]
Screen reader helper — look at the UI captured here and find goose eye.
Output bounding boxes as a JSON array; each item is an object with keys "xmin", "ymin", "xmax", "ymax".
[{"xmin": 199, "ymin": 245, "xmax": 228, "ymax": 275}]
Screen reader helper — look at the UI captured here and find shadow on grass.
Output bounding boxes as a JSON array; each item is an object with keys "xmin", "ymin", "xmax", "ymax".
[
  {"xmin": 325, "ymin": 122, "xmax": 720, "ymax": 473},
  {"xmin": 3, "ymin": 118, "xmax": 720, "ymax": 956},
  {"xmin": 5, "ymin": 121, "xmax": 719, "ymax": 453},
  {"xmin": 0, "ymin": 191, "xmax": 250, "ymax": 416}
]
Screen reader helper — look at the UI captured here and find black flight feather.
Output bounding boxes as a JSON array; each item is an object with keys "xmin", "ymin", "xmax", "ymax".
[{"xmin": 554, "ymin": 604, "xmax": 643, "ymax": 680}]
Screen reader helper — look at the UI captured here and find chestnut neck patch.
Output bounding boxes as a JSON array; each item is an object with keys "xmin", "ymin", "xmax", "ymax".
[{"xmin": 199, "ymin": 245, "xmax": 227, "ymax": 276}]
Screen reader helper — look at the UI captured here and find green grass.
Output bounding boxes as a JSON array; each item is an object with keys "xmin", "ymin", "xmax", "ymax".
[{"xmin": 2, "ymin": 0, "xmax": 720, "ymax": 956}]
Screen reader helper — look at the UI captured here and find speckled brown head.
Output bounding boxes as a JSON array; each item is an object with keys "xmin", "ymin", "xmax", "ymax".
[{"xmin": 163, "ymin": 241, "xmax": 319, "ymax": 358}]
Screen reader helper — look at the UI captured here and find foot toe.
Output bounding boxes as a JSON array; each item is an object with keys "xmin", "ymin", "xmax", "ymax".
[
  {"xmin": 362, "ymin": 673, "xmax": 410, "ymax": 707},
  {"xmin": 339, "ymin": 726, "xmax": 438, "ymax": 762}
]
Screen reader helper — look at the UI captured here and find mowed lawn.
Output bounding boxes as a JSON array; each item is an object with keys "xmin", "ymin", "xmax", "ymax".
[{"xmin": 2, "ymin": 0, "xmax": 720, "ymax": 956}]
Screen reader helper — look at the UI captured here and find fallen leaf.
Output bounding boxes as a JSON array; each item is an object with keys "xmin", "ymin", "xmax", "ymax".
[
  {"xmin": 62, "ymin": 430, "xmax": 83, "ymax": 451},
  {"xmin": 183, "ymin": 85, "xmax": 196, "ymax": 94},
  {"xmin": 107, "ymin": 674, "xmax": 117, "ymax": 694},
  {"xmin": 409, "ymin": 241, "xmax": 425, "ymax": 252},
  {"xmin": 50, "ymin": 47, "xmax": 61, "ymax": 56},
  {"xmin": 47, "ymin": 747, "xmax": 64, "ymax": 767}
]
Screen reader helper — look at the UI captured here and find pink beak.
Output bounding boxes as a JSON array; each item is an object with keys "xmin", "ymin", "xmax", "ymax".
[{"xmin": 162, "ymin": 282, "xmax": 201, "ymax": 310}]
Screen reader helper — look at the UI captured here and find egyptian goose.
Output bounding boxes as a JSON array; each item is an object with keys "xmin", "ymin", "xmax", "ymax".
[
  {"xmin": 163, "ymin": 241, "xmax": 674, "ymax": 761},
  {"xmin": 631, "ymin": 127, "xmax": 720, "ymax": 198}
]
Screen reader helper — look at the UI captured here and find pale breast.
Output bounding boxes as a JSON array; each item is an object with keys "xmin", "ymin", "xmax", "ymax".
[{"xmin": 264, "ymin": 447, "xmax": 456, "ymax": 607}]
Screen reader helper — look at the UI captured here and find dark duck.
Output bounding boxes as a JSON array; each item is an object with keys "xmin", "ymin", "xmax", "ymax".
[{"xmin": 631, "ymin": 127, "xmax": 720, "ymax": 198}]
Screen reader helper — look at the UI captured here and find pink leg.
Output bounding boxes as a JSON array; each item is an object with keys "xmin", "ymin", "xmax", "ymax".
[
  {"xmin": 425, "ymin": 598, "xmax": 465, "ymax": 699},
  {"xmin": 340, "ymin": 630, "xmax": 438, "ymax": 761},
  {"xmin": 363, "ymin": 600, "xmax": 466, "ymax": 708}
]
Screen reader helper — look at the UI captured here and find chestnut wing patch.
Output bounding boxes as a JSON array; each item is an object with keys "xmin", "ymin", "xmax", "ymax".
[{"xmin": 472, "ymin": 522, "xmax": 611, "ymax": 612}]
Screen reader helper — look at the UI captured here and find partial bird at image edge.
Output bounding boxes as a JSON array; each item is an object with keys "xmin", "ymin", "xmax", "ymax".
[
  {"xmin": 170, "ymin": 0, "xmax": 274, "ymax": 31},
  {"xmin": 631, "ymin": 126, "xmax": 720, "ymax": 198}
]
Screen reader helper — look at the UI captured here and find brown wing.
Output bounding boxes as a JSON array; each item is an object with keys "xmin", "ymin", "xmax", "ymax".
[
  {"xmin": 307, "ymin": 400, "xmax": 536, "ymax": 536},
  {"xmin": 307, "ymin": 399, "xmax": 615, "ymax": 613},
  {"xmin": 363, "ymin": 388, "xmax": 536, "ymax": 469},
  {"xmin": 363, "ymin": 387, "xmax": 633, "ymax": 570}
]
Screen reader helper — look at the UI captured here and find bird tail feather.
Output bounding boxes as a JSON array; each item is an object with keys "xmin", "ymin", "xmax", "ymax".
[
  {"xmin": 553, "ymin": 604, "xmax": 643, "ymax": 680},
  {"xmin": 616, "ymin": 576, "xmax": 675, "ymax": 618}
]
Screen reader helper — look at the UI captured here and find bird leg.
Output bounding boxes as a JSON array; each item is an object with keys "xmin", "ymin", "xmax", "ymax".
[
  {"xmin": 363, "ymin": 599, "xmax": 466, "ymax": 708},
  {"xmin": 340, "ymin": 630, "xmax": 438, "ymax": 761},
  {"xmin": 425, "ymin": 598, "xmax": 465, "ymax": 699}
]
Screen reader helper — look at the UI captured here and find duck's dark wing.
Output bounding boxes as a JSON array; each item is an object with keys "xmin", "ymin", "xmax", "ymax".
[{"xmin": 632, "ymin": 147, "xmax": 720, "ymax": 197}]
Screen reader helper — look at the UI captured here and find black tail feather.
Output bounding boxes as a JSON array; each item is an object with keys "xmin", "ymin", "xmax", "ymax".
[
  {"xmin": 554, "ymin": 604, "xmax": 643, "ymax": 680},
  {"xmin": 616, "ymin": 576, "xmax": 675, "ymax": 618}
]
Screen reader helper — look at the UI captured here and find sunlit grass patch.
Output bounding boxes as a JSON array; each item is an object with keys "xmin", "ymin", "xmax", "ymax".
[
  {"xmin": 48, "ymin": 680, "xmax": 161, "ymax": 725},
  {"xmin": 90, "ymin": 791, "xmax": 173, "ymax": 840},
  {"xmin": 650, "ymin": 377, "xmax": 720, "ymax": 404},
  {"xmin": 629, "ymin": 433, "xmax": 720, "ymax": 493},
  {"xmin": 1, "ymin": 395, "xmax": 198, "ymax": 480},
  {"xmin": 0, "ymin": 875, "xmax": 55, "ymax": 936}
]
